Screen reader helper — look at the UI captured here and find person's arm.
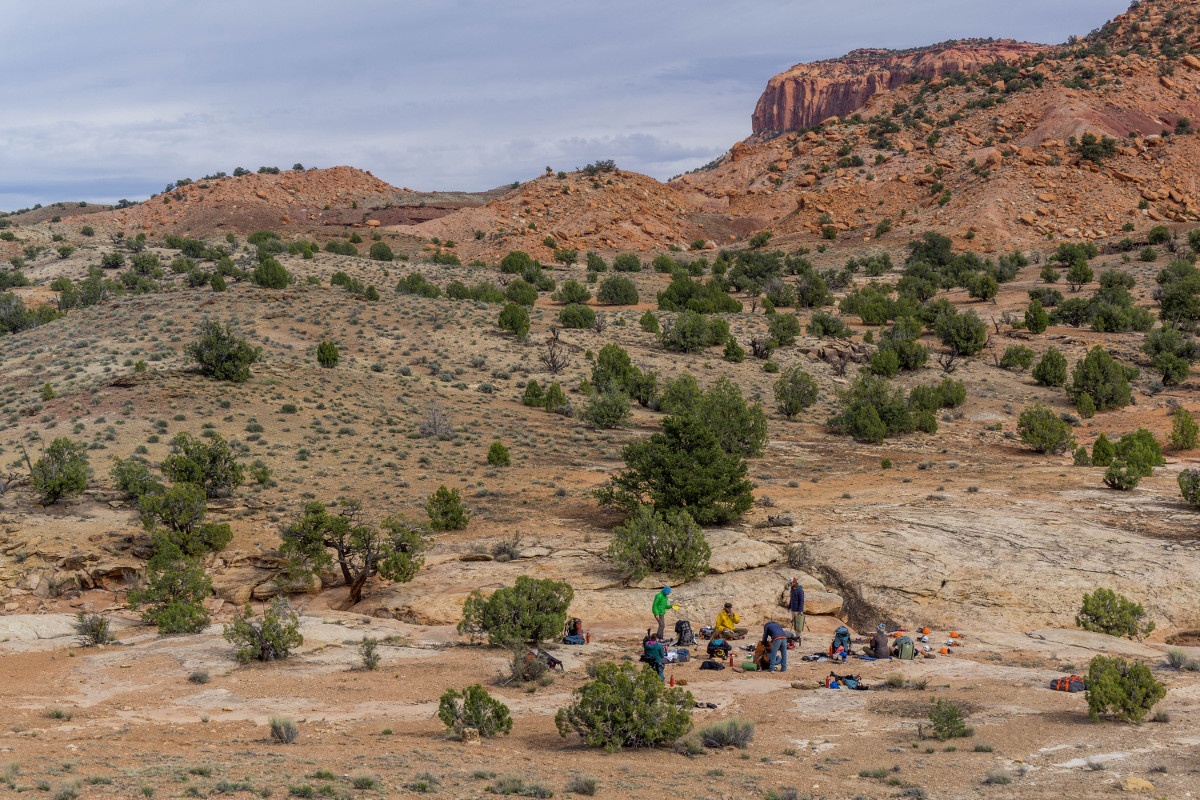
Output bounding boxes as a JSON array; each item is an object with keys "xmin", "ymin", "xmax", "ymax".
[
  {"xmin": 731, "ymin": 611, "xmax": 740, "ymax": 624},
  {"xmin": 798, "ymin": 587, "xmax": 805, "ymax": 615}
]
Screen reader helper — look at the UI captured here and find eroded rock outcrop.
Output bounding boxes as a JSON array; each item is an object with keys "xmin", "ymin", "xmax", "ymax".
[{"xmin": 752, "ymin": 40, "xmax": 1046, "ymax": 133}]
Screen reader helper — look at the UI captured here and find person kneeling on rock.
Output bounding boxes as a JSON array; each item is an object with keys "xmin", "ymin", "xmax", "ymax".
[{"xmin": 863, "ymin": 623, "xmax": 891, "ymax": 659}]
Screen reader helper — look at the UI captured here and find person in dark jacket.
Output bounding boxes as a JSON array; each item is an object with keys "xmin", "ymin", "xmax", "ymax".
[
  {"xmin": 787, "ymin": 578, "xmax": 805, "ymax": 645},
  {"xmin": 863, "ymin": 623, "xmax": 891, "ymax": 659},
  {"xmin": 762, "ymin": 620, "xmax": 789, "ymax": 672},
  {"xmin": 643, "ymin": 633, "xmax": 666, "ymax": 680}
]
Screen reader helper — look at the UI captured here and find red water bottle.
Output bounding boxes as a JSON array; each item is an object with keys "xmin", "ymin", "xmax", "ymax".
[
  {"xmin": 669, "ymin": 675, "xmax": 675, "ymax": 687},
  {"xmin": 729, "ymin": 652, "xmax": 734, "ymax": 667},
  {"xmin": 585, "ymin": 631, "xmax": 590, "ymax": 644}
]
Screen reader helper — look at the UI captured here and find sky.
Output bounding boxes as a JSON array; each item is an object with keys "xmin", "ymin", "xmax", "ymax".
[{"xmin": 0, "ymin": 0, "xmax": 1132, "ymax": 211}]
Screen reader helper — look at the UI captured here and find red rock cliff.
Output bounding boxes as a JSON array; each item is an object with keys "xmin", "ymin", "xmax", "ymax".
[{"xmin": 752, "ymin": 40, "xmax": 1048, "ymax": 132}]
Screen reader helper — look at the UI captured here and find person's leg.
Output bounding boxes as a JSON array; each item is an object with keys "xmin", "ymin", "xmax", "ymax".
[
  {"xmin": 791, "ymin": 614, "xmax": 803, "ymax": 643},
  {"xmin": 655, "ymin": 661, "xmax": 665, "ymax": 681},
  {"xmin": 655, "ymin": 615, "xmax": 665, "ymax": 640},
  {"xmin": 772, "ymin": 638, "xmax": 787, "ymax": 671}
]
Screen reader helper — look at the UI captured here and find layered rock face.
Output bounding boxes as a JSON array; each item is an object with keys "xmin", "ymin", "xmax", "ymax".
[{"xmin": 752, "ymin": 41, "xmax": 1047, "ymax": 132}]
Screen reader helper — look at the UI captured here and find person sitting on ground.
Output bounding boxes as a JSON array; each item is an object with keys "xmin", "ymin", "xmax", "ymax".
[
  {"xmin": 762, "ymin": 619, "xmax": 789, "ymax": 672},
  {"xmin": 715, "ymin": 602, "xmax": 748, "ymax": 639},
  {"xmin": 642, "ymin": 633, "xmax": 666, "ymax": 681},
  {"xmin": 863, "ymin": 623, "xmax": 891, "ymax": 659}
]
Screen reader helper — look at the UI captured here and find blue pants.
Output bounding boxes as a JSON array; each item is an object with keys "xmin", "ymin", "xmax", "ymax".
[{"xmin": 770, "ymin": 637, "xmax": 788, "ymax": 672}]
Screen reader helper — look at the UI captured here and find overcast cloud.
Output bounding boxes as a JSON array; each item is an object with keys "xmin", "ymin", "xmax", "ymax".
[{"xmin": 0, "ymin": 0, "xmax": 1130, "ymax": 210}]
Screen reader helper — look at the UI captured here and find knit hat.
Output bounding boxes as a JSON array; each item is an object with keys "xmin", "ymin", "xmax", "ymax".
[
  {"xmin": 662, "ymin": 586, "xmax": 671, "ymax": 595},
  {"xmin": 790, "ymin": 577, "xmax": 798, "ymax": 586},
  {"xmin": 877, "ymin": 623, "xmax": 887, "ymax": 632}
]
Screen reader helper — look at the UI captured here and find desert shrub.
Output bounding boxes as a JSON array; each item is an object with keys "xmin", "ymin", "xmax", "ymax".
[
  {"xmin": 1031, "ymin": 347, "xmax": 1067, "ymax": 387},
  {"xmin": 504, "ymin": 278, "xmax": 537, "ymax": 307},
  {"xmin": 73, "ymin": 613, "xmax": 116, "ymax": 647},
  {"xmin": 612, "ymin": 253, "xmax": 642, "ymax": 272},
  {"xmin": 773, "ymin": 366, "xmax": 819, "ymax": 419},
  {"xmin": 251, "ymin": 257, "xmax": 290, "ymax": 289},
  {"xmin": 541, "ymin": 381, "xmax": 568, "ymax": 412},
  {"xmin": 184, "ymin": 319, "xmax": 262, "ymax": 383},
  {"xmin": 827, "ymin": 374, "xmax": 914, "ymax": 443},
  {"xmin": 555, "ymin": 662, "xmax": 693, "ymax": 750},
  {"xmin": 127, "ymin": 537, "xmax": 212, "ymax": 633},
  {"xmin": 565, "ymin": 776, "xmax": 597, "ymax": 796},
  {"xmin": 659, "ymin": 310, "xmax": 729, "ymax": 352},
  {"xmin": 1000, "ymin": 345, "xmax": 1035, "ymax": 371},
  {"xmin": 497, "ymin": 303, "xmax": 530, "ymax": 338},
  {"xmin": 1068, "ymin": 346, "xmax": 1133, "ymax": 412},
  {"xmin": 580, "ymin": 389, "xmax": 631, "ymax": 429},
  {"xmin": 487, "ymin": 440, "xmax": 511, "ymax": 467},
  {"xmin": 607, "ymin": 505, "xmax": 710, "ymax": 585},
  {"xmin": 596, "ymin": 413, "xmax": 753, "ymax": 524},
  {"xmin": 1086, "ymin": 655, "xmax": 1165, "ymax": 723},
  {"xmin": 926, "ymin": 699, "xmax": 972, "ymax": 741},
  {"xmin": 639, "ymin": 310, "xmax": 659, "ymax": 333},
  {"xmin": 698, "ymin": 718, "xmax": 755, "ymax": 749},
  {"xmin": 1142, "ymin": 325, "xmax": 1198, "ymax": 385},
  {"xmin": 458, "ymin": 575, "xmax": 574, "ymax": 645},
  {"xmin": 358, "ymin": 637, "xmax": 380, "ymax": 670},
  {"xmin": 31, "ymin": 437, "xmax": 89, "ymax": 504},
  {"xmin": 161, "ymin": 432, "xmax": 244, "ymax": 498},
  {"xmin": 807, "ymin": 310, "xmax": 851, "ymax": 338},
  {"xmin": 554, "ymin": 279, "xmax": 591, "ymax": 305},
  {"xmin": 426, "ymin": 485, "xmax": 469, "ymax": 530},
  {"xmin": 1111, "ymin": 429, "xmax": 1164, "ymax": 481},
  {"xmin": 438, "ymin": 684, "xmax": 513, "ymax": 739},
  {"xmin": 316, "ymin": 340, "xmax": 339, "ymax": 368},
  {"xmin": 1179, "ymin": 468, "xmax": 1200, "ymax": 509},
  {"xmin": 559, "ymin": 303, "xmax": 596, "ymax": 329},
  {"xmin": 585, "ymin": 251, "xmax": 607, "ymax": 272},
  {"xmin": 396, "ymin": 272, "xmax": 441, "ymax": 298},
  {"xmin": 767, "ymin": 313, "xmax": 802, "ymax": 347},
  {"xmin": 1103, "ymin": 460, "xmax": 1142, "ymax": 490},
  {"xmin": 1018, "ymin": 403, "xmax": 1076, "ymax": 454},
  {"xmin": 1025, "ymin": 298, "xmax": 1049, "ymax": 333},
  {"xmin": 723, "ymin": 338, "xmax": 745, "ymax": 362},
  {"xmin": 657, "ymin": 275, "xmax": 741, "ymax": 314},
  {"xmin": 1090, "ymin": 433, "xmax": 1114, "ymax": 466},
  {"xmin": 368, "ymin": 241, "xmax": 394, "ymax": 261},
  {"xmin": 269, "ymin": 717, "xmax": 299, "ymax": 744},
  {"xmin": 873, "ymin": 317, "xmax": 928, "ymax": 372},
  {"xmin": 223, "ymin": 597, "xmax": 303, "ymax": 662},
  {"xmin": 935, "ymin": 308, "xmax": 988, "ymax": 356},
  {"xmin": 596, "ymin": 275, "xmax": 638, "ymax": 305},
  {"xmin": 140, "ymin": 482, "xmax": 233, "ymax": 555},
  {"xmin": 521, "ymin": 380, "xmax": 544, "ymax": 407},
  {"xmin": 499, "ymin": 250, "xmax": 534, "ymax": 274},
  {"xmin": 1076, "ymin": 588, "xmax": 1155, "ymax": 640}
]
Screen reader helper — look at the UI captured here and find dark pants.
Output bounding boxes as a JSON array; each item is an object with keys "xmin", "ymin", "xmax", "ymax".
[{"xmin": 655, "ymin": 614, "xmax": 665, "ymax": 640}]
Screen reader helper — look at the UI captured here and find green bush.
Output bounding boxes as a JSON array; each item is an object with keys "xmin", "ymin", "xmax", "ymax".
[
  {"xmin": 1025, "ymin": 299, "xmax": 1049, "ymax": 333},
  {"xmin": 251, "ymin": 257, "xmax": 291, "ymax": 289},
  {"xmin": 426, "ymin": 485, "xmax": 469, "ymax": 531},
  {"xmin": 1000, "ymin": 345, "xmax": 1036, "ymax": 371},
  {"xmin": 368, "ymin": 241, "xmax": 394, "ymax": 261},
  {"xmin": 586, "ymin": 251, "xmax": 607, "ymax": 272},
  {"xmin": 661, "ymin": 377, "xmax": 766, "ymax": 457},
  {"xmin": 612, "ymin": 253, "xmax": 642, "ymax": 272},
  {"xmin": 223, "ymin": 597, "xmax": 303, "ymax": 662},
  {"xmin": 1076, "ymin": 392, "xmax": 1096, "ymax": 419},
  {"xmin": 723, "ymin": 338, "xmax": 745, "ymax": 362},
  {"xmin": 827, "ymin": 374, "xmax": 916, "ymax": 443},
  {"xmin": 926, "ymin": 699, "xmax": 972, "ymax": 741},
  {"xmin": 1017, "ymin": 403, "xmax": 1076, "ymax": 454},
  {"xmin": 639, "ymin": 310, "xmax": 659, "ymax": 333},
  {"xmin": 499, "ymin": 250, "xmax": 534, "ymax": 274},
  {"xmin": 497, "ymin": 303, "xmax": 530, "ymax": 338},
  {"xmin": 935, "ymin": 308, "xmax": 988, "ymax": 356},
  {"xmin": 438, "ymin": 684, "xmax": 513, "ymax": 739},
  {"xmin": 396, "ymin": 272, "xmax": 441, "ymax": 298},
  {"xmin": 1103, "ymin": 460, "xmax": 1142, "ymax": 490},
  {"xmin": 184, "ymin": 319, "xmax": 262, "ymax": 383},
  {"xmin": 1077, "ymin": 588, "xmax": 1155, "ymax": 640},
  {"xmin": 596, "ymin": 275, "xmax": 639, "ymax": 305},
  {"xmin": 487, "ymin": 440, "xmax": 511, "ymax": 467},
  {"xmin": 127, "ymin": 536, "xmax": 212, "ymax": 633},
  {"xmin": 316, "ymin": 340, "xmax": 339, "ymax": 368},
  {"xmin": 1091, "ymin": 433, "xmax": 1114, "ymax": 466},
  {"xmin": 110, "ymin": 457, "xmax": 163, "ymax": 502},
  {"xmin": 1069, "ymin": 347, "xmax": 1133, "ymax": 412},
  {"xmin": 541, "ymin": 381, "xmax": 568, "ymax": 412},
  {"xmin": 767, "ymin": 313, "xmax": 801, "ymax": 347},
  {"xmin": 1032, "ymin": 347, "xmax": 1068, "ymax": 386},
  {"xmin": 458, "ymin": 575, "xmax": 574, "ymax": 645},
  {"xmin": 554, "ymin": 279, "xmax": 591, "ymax": 305},
  {"xmin": 521, "ymin": 380, "xmax": 544, "ymax": 407},
  {"xmin": 505, "ymin": 278, "xmax": 538, "ymax": 307},
  {"xmin": 607, "ymin": 505, "xmax": 710, "ymax": 585},
  {"xmin": 659, "ymin": 311, "xmax": 728, "ymax": 352},
  {"xmin": 596, "ymin": 413, "xmax": 753, "ymax": 524},
  {"xmin": 773, "ymin": 366, "xmax": 819, "ymax": 419},
  {"xmin": 1086, "ymin": 655, "xmax": 1165, "ymax": 723},
  {"xmin": 580, "ymin": 389, "xmax": 631, "ymax": 430},
  {"xmin": 73, "ymin": 612, "xmax": 116, "ymax": 647},
  {"xmin": 698, "ymin": 718, "xmax": 755, "ymax": 749},
  {"xmin": 555, "ymin": 662, "xmax": 693, "ymax": 750},
  {"xmin": 559, "ymin": 303, "xmax": 596, "ymax": 329},
  {"xmin": 657, "ymin": 275, "xmax": 741, "ymax": 314},
  {"xmin": 1178, "ymin": 467, "xmax": 1200, "ymax": 508},
  {"xmin": 161, "ymin": 432, "xmax": 244, "ymax": 498},
  {"xmin": 270, "ymin": 717, "xmax": 299, "ymax": 744},
  {"xmin": 807, "ymin": 310, "xmax": 851, "ymax": 338},
  {"xmin": 31, "ymin": 437, "xmax": 89, "ymax": 504},
  {"xmin": 140, "ymin": 482, "xmax": 232, "ymax": 555}
]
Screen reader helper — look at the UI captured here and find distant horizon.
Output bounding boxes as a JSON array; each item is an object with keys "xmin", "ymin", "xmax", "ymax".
[{"xmin": 0, "ymin": 0, "xmax": 1131, "ymax": 212}]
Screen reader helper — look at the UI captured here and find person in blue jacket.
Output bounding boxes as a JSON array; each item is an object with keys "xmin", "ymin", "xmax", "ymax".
[
  {"xmin": 762, "ymin": 619, "xmax": 789, "ymax": 672},
  {"xmin": 788, "ymin": 578, "xmax": 805, "ymax": 645}
]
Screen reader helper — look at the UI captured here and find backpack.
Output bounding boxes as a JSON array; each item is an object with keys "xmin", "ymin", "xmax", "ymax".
[
  {"xmin": 893, "ymin": 636, "xmax": 916, "ymax": 660},
  {"xmin": 707, "ymin": 638, "xmax": 731, "ymax": 659},
  {"xmin": 830, "ymin": 626, "xmax": 852, "ymax": 656},
  {"xmin": 562, "ymin": 634, "xmax": 586, "ymax": 645},
  {"xmin": 1050, "ymin": 675, "xmax": 1085, "ymax": 693},
  {"xmin": 827, "ymin": 672, "xmax": 867, "ymax": 690},
  {"xmin": 674, "ymin": 620, "xmax": 697, "ymax": 646},
  {"xmin": 699, "ymin": 660, "xmax": 726, "ymax": 671}
]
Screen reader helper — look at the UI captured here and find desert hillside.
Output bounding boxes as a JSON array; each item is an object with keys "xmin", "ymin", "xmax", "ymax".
[{"xmin": 0, "ymin": 0, "xmax": 1199, "ymax": 798}]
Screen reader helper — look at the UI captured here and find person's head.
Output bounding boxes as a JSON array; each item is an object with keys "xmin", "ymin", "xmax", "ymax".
[
  {"xmin": 662, "ymin": 586, "xmax": 671, "ymax": 596},
  {"xmin": 791, "ymin": 577, "xmax": 798, "ymax": 586},
  {"xmin": 877, "ymin": 623, "xmax": 887, "ymax": 633},
  {"xmin": 648, "ymin": 633, "xmax": 658, "ymax": 642},
  {"xmin": 723, "ymin": 602, "xmax": 732, "ymax": 611}
]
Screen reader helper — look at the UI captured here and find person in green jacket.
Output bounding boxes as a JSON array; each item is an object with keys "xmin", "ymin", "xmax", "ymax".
[
  {"xmin": 652, "ymin": 586, "xmax": 673, "ymax": 640},
  {"xmin": 642, "ymin": 633, "xmax": 666, "ymax": 681}
]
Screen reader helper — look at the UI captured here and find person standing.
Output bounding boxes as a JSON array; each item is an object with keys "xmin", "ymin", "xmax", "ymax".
[
  {"xmin": 652, "ymin": 586, "xmax": 672, "ymax": 640},
  {"xmin": 788, "ymin": 578, "xmax": 805, "ymax": 645},
  {"xmin": 762, "ymin": 619, "xmax": 789, "ymax": 672}
]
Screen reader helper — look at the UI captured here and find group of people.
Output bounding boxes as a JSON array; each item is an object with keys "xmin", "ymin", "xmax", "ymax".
[{"xmin": 645, "ymin": 578, "xmax": 808, "ymax": 677}]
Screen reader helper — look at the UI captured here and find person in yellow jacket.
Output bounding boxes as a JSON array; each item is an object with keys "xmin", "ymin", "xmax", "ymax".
[{"xmin": 714, "ymin": 602, "xmax": 748, "ymax": 639}]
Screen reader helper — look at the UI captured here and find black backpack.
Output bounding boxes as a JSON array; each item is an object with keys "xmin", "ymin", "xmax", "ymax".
[{"xmin": 674, "ymin": 619, "xmax": 697, "ymax": 645}]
